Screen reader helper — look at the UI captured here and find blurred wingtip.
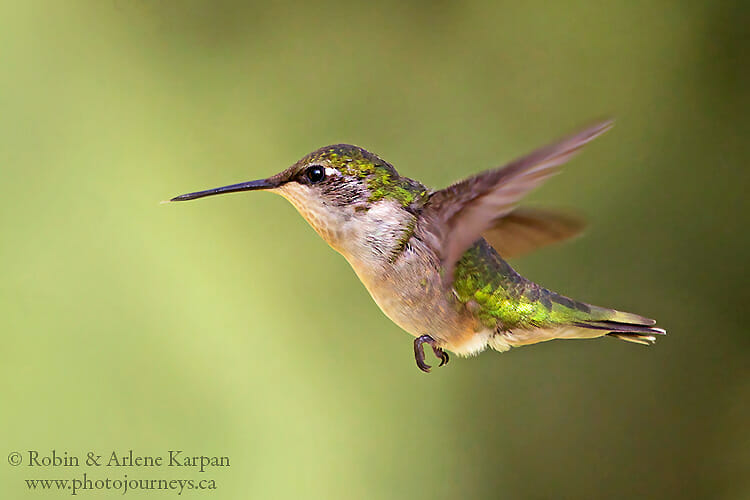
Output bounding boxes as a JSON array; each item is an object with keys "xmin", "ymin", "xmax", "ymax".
[{"xmin": 578, "ymin": 118, "xmax": 615, "ymax": 142}]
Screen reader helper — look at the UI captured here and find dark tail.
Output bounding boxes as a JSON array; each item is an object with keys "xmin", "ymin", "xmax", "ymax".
[{"xmin": 573, "ymin": 318, "xmax": 666, "ymax": 346}]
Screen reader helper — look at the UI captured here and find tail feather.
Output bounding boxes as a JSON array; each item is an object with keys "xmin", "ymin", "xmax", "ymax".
[
  {"xmin": 572, "ymin": 317, "xmax": 666, "ymax": 346},
  {"xmin": 607, "ymin": 333, "xmax": 659, "ymax": 346}
]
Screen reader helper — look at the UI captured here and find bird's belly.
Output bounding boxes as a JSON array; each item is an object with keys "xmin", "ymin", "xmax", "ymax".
[
  {"xmin": 366, "ymin": 284, "xmax": 439, "ymax": 336},
  {"xmin": 347, "ymin": 257, "xmax": 489, "ymax": 356}
]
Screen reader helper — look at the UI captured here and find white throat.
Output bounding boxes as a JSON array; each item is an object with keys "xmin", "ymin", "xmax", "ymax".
[{"xmin": 274, "ymin": 184, "xmax": 413, "ymax": 271}]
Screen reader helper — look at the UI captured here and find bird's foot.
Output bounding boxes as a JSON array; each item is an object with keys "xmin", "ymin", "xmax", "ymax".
[{"xmin": 413, "ymin": 335, "xmax": 450, "ymax": 373}]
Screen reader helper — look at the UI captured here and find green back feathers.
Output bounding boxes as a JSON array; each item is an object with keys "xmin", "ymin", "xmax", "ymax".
[{"xmin": 453, "ymin": 240, "xmax": 542, "ymax": 329}]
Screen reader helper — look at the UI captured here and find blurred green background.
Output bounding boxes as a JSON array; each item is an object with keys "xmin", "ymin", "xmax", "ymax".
[{"xmin": 1, "ymin": 1, "xmax": 747, "ymax": 499}]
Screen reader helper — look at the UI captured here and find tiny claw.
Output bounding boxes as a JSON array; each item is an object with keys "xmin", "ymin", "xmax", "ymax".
[
  {"xmin": 433, "ymin": 346, "xmax": 450, "ymax": 367},
  {"xmin": 414, "ymin": 335, "xmax": 432, "ymax": 373},
  {"xmin": 413, "ymin": 335, "xmax": 449, "ymax": 373}
]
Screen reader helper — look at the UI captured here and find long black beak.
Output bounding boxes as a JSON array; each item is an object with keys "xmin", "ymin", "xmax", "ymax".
[{"xmin": 167, "ymin": 178, "xmax": 278, "ymax": 202}]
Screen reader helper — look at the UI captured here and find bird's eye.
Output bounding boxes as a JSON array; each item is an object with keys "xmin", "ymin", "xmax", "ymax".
[{"xmin": 305, "ymin": 166, "xmax": 326, "ymax": 183}]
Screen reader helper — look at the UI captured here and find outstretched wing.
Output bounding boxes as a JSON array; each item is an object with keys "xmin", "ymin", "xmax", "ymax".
[
  {"xmin": 482, "ymin": 207, "xmax": 585, "ymax": 259},
  {"xmin": 424, "ymin": 120, "xmax": 613, "ymax": 282}
]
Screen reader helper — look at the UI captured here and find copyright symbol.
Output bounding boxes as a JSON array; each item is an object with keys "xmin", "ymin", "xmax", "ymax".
[{"xmin": 8, "ymin": 452, "xmax": 22, "ymax": 466}]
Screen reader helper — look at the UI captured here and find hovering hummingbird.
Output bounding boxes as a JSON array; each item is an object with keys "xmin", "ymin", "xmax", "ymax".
[{"xmin": 168, "ymin": 120, "xmax": 665, "ymax": 372}]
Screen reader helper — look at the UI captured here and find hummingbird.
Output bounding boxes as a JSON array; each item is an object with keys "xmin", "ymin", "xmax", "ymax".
[{"xmin": 168, "ymin": 120, "xmax": 665, "ymax": 372}]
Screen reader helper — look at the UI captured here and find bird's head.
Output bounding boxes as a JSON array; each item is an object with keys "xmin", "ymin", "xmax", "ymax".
[{"xmin": 169, "ymin": 144, "xmax": 428, "ymax": 256}]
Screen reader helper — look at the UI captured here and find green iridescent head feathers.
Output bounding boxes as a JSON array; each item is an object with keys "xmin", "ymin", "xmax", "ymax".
[{"xmin": 294, "ymin": 144, "xmax": 430, "ymax": 209}]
